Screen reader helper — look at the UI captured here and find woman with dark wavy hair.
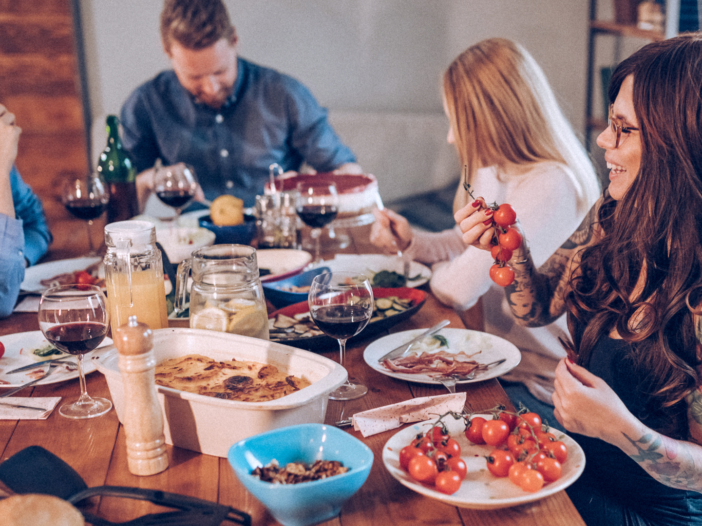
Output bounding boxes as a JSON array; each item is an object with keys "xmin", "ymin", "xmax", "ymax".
[{"xmin": 455, "ymin": 33, "xmax": 702, "ymax": 524}]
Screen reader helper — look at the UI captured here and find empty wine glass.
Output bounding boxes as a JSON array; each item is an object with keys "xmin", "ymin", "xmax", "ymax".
[
  {"xmin": 153, "ymin": 161, "xmax": 199, "ymax": 226},
  {"xmin": 62, "ymin": 174, "xmax": 109, "ymax": 256},
  {"xmin": 38, "ymin": 284, "xmax": 112, "ymax": 419},
  {"xmin": 308, "ymin": 271, "xmax": 373, "ymax": 400},
  {"xmin": 296, "ymin": 180, "xmax": 339, "ymax": 264}
]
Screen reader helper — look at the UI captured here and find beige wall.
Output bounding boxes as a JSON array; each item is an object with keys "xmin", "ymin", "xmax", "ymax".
[{"xmin": 79, "ymin": 0, "xmax": 591, "ymax": 200}]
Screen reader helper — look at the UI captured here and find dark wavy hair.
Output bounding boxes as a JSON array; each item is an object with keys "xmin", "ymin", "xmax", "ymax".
[{"xmin": 565, "ymin": 32, "xmax": 702, "ymax": 438}]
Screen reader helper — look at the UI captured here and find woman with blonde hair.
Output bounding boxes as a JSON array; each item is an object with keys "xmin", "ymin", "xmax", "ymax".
[{"xmin": 371, "ymin": 38, "xmax": 600, "ymax": 418}]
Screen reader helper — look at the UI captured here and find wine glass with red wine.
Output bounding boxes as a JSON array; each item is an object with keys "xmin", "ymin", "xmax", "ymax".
[
  {"xmin": 62, "ymin": 174, "xmax": 109, "ymax": 256},
  {"xmin": 296, "ymin": 180, "xmax": 339, "ymax": 264},
  {"xmin": 308, "ymin": 271, "xmax": 373, "ymax": 400},
  {"xmin": 153, "ymin": 162, "xmax": 199, "ymax": 226},
  {"xmin": 38, "ymin": 284, "xmax": 112, "ymax": 419}
]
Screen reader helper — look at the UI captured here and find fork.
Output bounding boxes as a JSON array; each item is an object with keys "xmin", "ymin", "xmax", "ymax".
[
  {"xmin": 435, "ymin": 372, "xmax": 476, "ymax": 394},
  {"xmin": 0, "ymin": 363, "xmax": 60, "ymax": 398}
]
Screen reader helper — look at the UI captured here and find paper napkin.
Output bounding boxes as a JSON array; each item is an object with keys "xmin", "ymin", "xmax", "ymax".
[
  {"xmin": 0, "ymin": 397, "xmax": 61, "ymax": 420},
  {"xmin": 352, "ymin": 393, "xmax": 466, "ymax": 437}
]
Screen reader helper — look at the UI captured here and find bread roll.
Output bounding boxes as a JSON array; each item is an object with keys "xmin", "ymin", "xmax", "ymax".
[{"xmin": 0, "ymin": 494, "xmax": 84, "ymax": 526}]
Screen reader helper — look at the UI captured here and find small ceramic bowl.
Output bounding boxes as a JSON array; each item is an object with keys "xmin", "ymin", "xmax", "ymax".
[
  {"xmin": 228, "ymin": 423, "xmax": 373, "ymax": 526},
  {"xmin": 262, "ymin": 266, "xmax": 330, "ymax": 308},
  {"xmin": 198, "ymin": 214, "xmax": 257, "ymax": 245}
]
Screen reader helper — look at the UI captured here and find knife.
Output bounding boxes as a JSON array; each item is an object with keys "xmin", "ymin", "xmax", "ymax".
[
  {"xmin": 377, "ymin": 319, "xmax": 451, "ymax": 363},
  {"xmin": 5, "ymin": 358, "xmax": 73, "ymax": 375},
  {"xmin": 0, "ymin": 401, "xmax": 49, "ymax": 412}
]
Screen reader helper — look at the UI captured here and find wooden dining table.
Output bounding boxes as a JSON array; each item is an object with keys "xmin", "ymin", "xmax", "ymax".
[{"xmin": 0, "ymin": 221, "xmax": 585, "ymax": 525}]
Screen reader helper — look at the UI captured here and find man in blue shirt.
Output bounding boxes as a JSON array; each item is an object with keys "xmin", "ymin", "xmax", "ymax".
[
  {"xmin": 121, "ymin": 0, "xmax": 361, "ymax": 209},
  {"xmin": 0, "ymin": 105, "xmax": 52, "ymax": 317}
]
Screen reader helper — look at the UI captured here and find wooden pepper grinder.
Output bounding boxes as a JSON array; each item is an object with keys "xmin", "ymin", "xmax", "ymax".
[{"xmin": 114, "ymin": 315, "xmax": 169, "ymax": 476}]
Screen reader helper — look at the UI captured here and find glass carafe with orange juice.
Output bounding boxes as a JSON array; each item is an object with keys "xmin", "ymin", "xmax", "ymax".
[{"xmin": 104, "ymin": 220, "xmax": 168, "ymax": 332}]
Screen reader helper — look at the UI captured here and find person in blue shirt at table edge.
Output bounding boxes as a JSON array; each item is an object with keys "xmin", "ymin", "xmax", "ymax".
[
  {"xmin": 121, "ymin": 0, "xmax": 362, "ymax": 211},
  {"xmin": 0, "ymin": 104, "xmax": 52, "ymax": 318}
]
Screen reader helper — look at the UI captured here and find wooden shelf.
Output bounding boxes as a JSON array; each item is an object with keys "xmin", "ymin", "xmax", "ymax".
[{"xmin": 590, "ymin": 20, "xmax": 665, "ymax": 41}]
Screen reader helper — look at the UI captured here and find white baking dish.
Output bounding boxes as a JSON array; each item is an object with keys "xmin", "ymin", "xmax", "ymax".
[{"xmin": 94, "ymin": 328, "xmax": 347, "ymax": 458}]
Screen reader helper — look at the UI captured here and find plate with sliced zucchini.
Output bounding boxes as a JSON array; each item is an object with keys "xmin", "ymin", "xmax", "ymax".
[{"xmin": 268, "ymin": 288, "xmax": 426, "ymax": 351}]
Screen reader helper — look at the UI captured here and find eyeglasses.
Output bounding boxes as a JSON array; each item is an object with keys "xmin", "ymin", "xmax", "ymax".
[{"xmin": 608, "ymin": 104, "xmax": 639, "ymax": 148}]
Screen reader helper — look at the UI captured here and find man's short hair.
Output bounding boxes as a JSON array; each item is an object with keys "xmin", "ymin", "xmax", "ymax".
[{"xmin": 161, "ymin": 0, "xmax": 236, "ymax": 52}]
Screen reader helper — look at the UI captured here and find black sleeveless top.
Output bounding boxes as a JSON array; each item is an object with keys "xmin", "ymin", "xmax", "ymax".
[{"xmin": 569, "ymin": 336, "xmax": 702, "ymax": 524}]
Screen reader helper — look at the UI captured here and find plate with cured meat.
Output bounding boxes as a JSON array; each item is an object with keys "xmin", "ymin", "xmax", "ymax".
[
  {"xmin": 21, "ymin": 257, "xmax": 104, "ymax": 293},
  {"xmin": 363, "ymin": 328, "xmax": 521, "ymax": 384}
]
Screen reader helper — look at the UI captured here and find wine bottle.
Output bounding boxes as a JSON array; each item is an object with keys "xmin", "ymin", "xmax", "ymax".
[{"xmin": 98, "ymin": 115, "xmax": 139, "ymax": 224}]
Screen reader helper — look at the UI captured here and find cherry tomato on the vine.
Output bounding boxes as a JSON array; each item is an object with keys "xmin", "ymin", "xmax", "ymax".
[
  {"xmin": 519, "ymin": 469, "xmax": 545, "ymax": 493},
  {"xmin": 482, "ymin": 419, "xmax": 510, "ymax": 447},
  {"xmin": 499, "ymin": 411, "xmax": 518, "ymax": 431},
  {"xmin": 493, "ymin": 203, "xmax": 517, "ymax": 228},
  {"xmin": 446, "ymin": 457, "xmax": 467, "ymax": 480},
  {"xmin": 430, "ymin": 425, "xmax": 449, "ymax": 444},
  {"xmin": 485, "ymin": 449, "xmax": 514, "ymax": 478},
  {"xmin": 0, "ymin": 341, "xmax": 4, "ymax": 359},
  {"xmin": 465, "ymin": 416, "xmax": 487, "ymax": 444},
  {"xmin": 399, "ymin": 445, "xmax": 425, "ymax": 470},
  {"xmin": 408, "ymin": 455, "xmax": 438, "ymax": 484},
  {"xmin": 518, "ymin": 412, "xmax": 543, "ymax": 432},
  {"xmin": 432, "ymin": 449, "xmax": 449, "ymax": 465},
  {"xmin": 499, "ymin": 228, "xmax": 522, "ymax": 251},
  {"xmin": 535, "ymin": 431, "xmax": 557, "ymax": 447},
  {"xmin": 508, "ymin": 461, "xmax": 531, "ymax": 487},
  {"xmin": 411, "ymin": 435, "xmax": 434, "ymax": 453},
  {"xmin": 490, "ymin": 245, "xmax": 513, "ymax": 263},
  {"xmin": 536, "ymin": 457, "xmax": 562, "ymax": 482},
  {"xmin": 544, "ymin": 440, "xmax": 568, "ymax": 464},
  {"xmin": 490, "ymin": 264, "xmax": 515, "ymax": 287},
  {"xmin": 437, "ymin": 437, "xmax": 462, "ymax": 458},
  {"xmin": 435, "ymin": 470, "xmax": 462, "ymax": 495}
]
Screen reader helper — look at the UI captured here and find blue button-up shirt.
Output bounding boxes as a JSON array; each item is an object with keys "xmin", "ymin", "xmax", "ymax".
[
  {"xmin": 0, "ymin": 166, "xmax": 52, "ymax": 317},
  {"xmin": 120, "ymin": 57, "xmax": 356, "ymax": 207}
]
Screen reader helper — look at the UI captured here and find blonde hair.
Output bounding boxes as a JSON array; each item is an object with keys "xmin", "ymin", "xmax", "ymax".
[
  {"xmin": 161, "ymin": 0, "xmax": 236, "ymax": 52},
  {"xmin": 443, "ymin": 38, "xmax": 600, "ymax": 212}
]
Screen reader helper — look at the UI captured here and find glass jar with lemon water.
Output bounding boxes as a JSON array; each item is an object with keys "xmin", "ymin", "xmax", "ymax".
[{"xmin": 174, "ymin": 245, "xmax": 269, "ymax": 339}]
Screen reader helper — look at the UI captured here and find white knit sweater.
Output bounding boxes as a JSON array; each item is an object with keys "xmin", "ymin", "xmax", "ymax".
[{"xmin": 404, "ymin": 162, "xmax": 593, "ymax": 404}]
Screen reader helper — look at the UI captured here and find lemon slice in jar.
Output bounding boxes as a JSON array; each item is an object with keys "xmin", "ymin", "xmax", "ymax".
[
  {"xmin": 191, "ymin": 307, "xmax": 228, "ymax": 332},
  {"xmin": 227, "ymin": 309, "xmax": 266, "ymax": 336}
]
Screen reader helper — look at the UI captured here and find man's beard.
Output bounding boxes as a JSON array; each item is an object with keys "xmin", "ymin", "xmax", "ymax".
[{"xmin": 196, "ymin": 86, "xmax": 233, "ymax": 109}]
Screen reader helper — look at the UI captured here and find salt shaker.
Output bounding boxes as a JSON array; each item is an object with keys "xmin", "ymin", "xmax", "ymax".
[{"xmin": 114, "ymin": 315, "xmax": 168, "ymax": 476}]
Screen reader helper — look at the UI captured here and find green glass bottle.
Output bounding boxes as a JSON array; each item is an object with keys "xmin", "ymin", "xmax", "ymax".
[{"xmin": 98, "ymin": 115, "xmax": 139, "ymax": 224}]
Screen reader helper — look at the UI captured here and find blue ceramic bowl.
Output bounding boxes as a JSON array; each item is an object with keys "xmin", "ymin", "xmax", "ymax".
[
  {"xmin": 198, "ymin": 214, "xmax": 257, "ymax": 245},
  {"xmin": 228, "ymin": 423, "xmax": 373, "ymax": 526},
  {"xmin": 262, "ymin": 266, "xmax": 330, "ymax": 309}
]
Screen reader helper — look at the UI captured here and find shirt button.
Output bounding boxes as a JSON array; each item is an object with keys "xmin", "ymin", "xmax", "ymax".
[
  {"xmin": 215, "ymin": 114, "xmax": 223, "ymax": 123},
  {"xmin": 220, "ymin": 149, "xmax": 229, "ymax": 158},
  {"xmin": 226, "ymin": 180, "xmax": 234, "ymax": 189}
]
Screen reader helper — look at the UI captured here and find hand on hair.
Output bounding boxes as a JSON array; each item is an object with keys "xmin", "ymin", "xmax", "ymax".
[
  {"xmin": 552, "ymin": 358, "xmax": 636, "ymax": 444},
  {"xmin": 370, "ymin": 208, "xmax": 412, "ymax": 254}
]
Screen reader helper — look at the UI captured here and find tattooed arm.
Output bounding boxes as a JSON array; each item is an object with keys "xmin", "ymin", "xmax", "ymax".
[
  {"xmin": 455, "ymin": 196, "xmax": 605, "ymax": 327},
  {"xmin": 553, "ymin": 357, "xmax": 702, "ymax": 493}
]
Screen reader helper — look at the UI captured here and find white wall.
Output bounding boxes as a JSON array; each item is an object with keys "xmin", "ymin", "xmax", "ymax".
[{"xmin": 79, "ymin": 0, "xmax": 590, "ymax": 200}]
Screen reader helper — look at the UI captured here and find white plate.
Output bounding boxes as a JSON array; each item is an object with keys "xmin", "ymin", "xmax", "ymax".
[
  {"xmin": 21, "ymin": 257, "xmax": 102, "ymax": 293},
  {"xmin": 155, "ymin": 227, "xmax": 216, "ymax": 264},
  {"xmin": 256, "ymin": 249, "xmax": 313, "ymax": 282},
  {"xmin": 364, "ymin": 328, "xmax": 520, "ymax": 384},
  {"xmin": 312, "ymin": 254, "xmax": 431, "ymax": 288},
  {"xmin": 131, "ymin": 209, "xmax": 210, "ymax": 230},
  {"xmin": 383, "ymin": 416, "xmax": 585, "ymax": 510},
  {"xmin": 0, "ymin": 331, "xmax": 113, "ymax": 387}
]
